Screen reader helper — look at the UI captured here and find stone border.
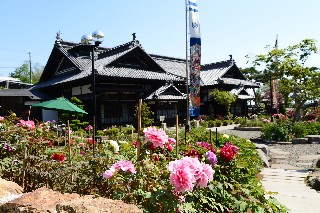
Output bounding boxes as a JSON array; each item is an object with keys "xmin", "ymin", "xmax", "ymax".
[{"xmin": 234, "ymin": 126, "xmax": 262, "ymax": 131}]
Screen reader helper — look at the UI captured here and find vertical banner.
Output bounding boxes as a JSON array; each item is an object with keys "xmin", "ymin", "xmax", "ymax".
[
  {"xmin": 272, "ymin": 79, "xmax": 279, "ymax": 109},
  {"xmin": 189, "ymin": 0, "xmax": 201, "ymax": 116}
]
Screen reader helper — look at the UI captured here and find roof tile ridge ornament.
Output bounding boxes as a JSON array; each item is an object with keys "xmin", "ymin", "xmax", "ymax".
[
  {"xmin": 201, "ymin": 59, "xmax": 235, "ymax": 70},
  {"xmin": 55, "ymin": 31, "xmax": 63, "ymax": 46}
]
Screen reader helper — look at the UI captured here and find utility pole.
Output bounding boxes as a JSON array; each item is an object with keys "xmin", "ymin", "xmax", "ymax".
[{"xmin": 28, "ymin": 52, "xmax": 32, "ymax": 84}]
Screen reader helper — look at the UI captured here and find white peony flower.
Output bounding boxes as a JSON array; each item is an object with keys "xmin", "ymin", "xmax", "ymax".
[
  {"xmin": 222, "ymin": 134, "xmax": 230, "ymax": 139},
  {"xmin": 108, "ymin": 140, "xmax": 119, "ymax": 153}
]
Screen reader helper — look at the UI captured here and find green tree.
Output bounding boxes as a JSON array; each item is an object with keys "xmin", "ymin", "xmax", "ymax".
[
  {"xmin": 59, "ymin": 97, "xmax": 89, "ymax": 131},
  {"xmin": 32, "ymin": 63, "xmax": 44, "ymax": 84},
  {"xmin": 9, "ymin": 62, "xmax": 43, "ymax": 84},
  {"xmin": 135, "ymin": 102, "xmax": 154, "ymax": 128},
  {"xmin": 209, "ymin": 89, "xmax": 237, "ymax": 116},
  {"xmin": 10, "ymin": 63, "xmax": 30, "ymax": 83},
  {"xmin": 248, "ymin": 39, "xmax": 320, "ymax": 122}
]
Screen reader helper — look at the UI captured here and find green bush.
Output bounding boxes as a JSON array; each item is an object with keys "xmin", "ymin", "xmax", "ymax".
[
  {"xmin": 222, "ymin": 120, "xmax": 229, "ymax": 126},
  {"xmin": 0, "ymin": 115, "xmax": 288, "ymax": 213},
  {"xmin": 306, "ymin": 121, "xmax": 320, "ymax": 135},
  {"xmin": 215, "ymin": 120, "xmax": 222, "ymax": 127},
  {"xmin": 291, "ymin": 122, "xmax": 307, "ymax": 138},
  {"xmin": 207, "ymin": 120, "xmax": 215, "ymax": 127},
  {"xmin": 106, "ymin": 127, "xmax": 120, "ymax": 140},
  {"xmin": 261, "ymin": 122, "xmax": 290, "ymax": 141}
]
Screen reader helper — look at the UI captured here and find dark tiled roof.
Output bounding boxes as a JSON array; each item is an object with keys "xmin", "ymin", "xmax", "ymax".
[
  {"xmin": 144, "ymin": 84, "xmax": 186, "ymax": 100},
  {"xmin": 220, "ymin": 78, "xmax": 259, "ymax": 87},
  {"xmin": 150, "ymin": 54, "xmax": 187, "ymax": 78},
  {"xmin": 230, "ymin": 85, "xmax": 245, "ymax": 95},
  {"xmin": 0, "ymin": 89, "xmax": 42, "ymax": 99},
  {"xmin": 31, "ymin": 71, "xmax": 88, "ymax": 90},
  {"xmin": 99, "ymin": 67, "xmax": 184, "ymax": 81},
  {"xmin": 200, "ymin": 60, "xmax": 233, "ymax": 86}
]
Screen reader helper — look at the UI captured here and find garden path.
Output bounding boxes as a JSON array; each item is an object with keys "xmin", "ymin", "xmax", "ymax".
[
  {"xmin": 217, "ymin": 126, "xmax": 320, "ymax": 213},
  {"xmin": 260, "ymin": 168, "xmax": 320, "ymax": 213}
]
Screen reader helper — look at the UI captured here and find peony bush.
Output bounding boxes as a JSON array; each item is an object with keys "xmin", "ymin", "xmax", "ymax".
[{"xmin": 0, "ymin": 113, "xmax": 288, "ymax": 212}]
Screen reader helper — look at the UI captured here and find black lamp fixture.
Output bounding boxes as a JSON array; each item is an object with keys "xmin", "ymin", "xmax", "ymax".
[{"xmin": 80, "ymin": 31, "xmax": 104, "ymax": 148}]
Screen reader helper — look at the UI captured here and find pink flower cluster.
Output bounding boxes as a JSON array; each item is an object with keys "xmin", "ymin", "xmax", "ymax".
[
  {"xmin": 143, "ymin": 127, "xmax": 168, "ymax": 148},
  {"xmin": 102, "ymin": 160, "xmax": 136, "ymax": 179},
  {"xmin": 85, "ymin": 125, "xmax": 93, "ymax": 131},
  {"xmin": 168, "ymin": 156, "xmax": 214, "ymax": 193},
  {"xmin": 196, "ymin": 142, "xmax": 216, "ymax": 152},
  {"xmin": 16, "ymin": 120, "xmax": 36, "ymax": 130},
  {"xmin": 0, "ymin": 116, "xmax": 4, "ymax": 122},
  {"xmin": 220, "ymin": 142, "xmax": 239, "ymax": 162}
]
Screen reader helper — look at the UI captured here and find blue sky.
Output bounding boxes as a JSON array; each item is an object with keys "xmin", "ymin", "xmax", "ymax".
[{"xmin": 1, "ymin": 0, "xmax": 320, "ymax": 77}]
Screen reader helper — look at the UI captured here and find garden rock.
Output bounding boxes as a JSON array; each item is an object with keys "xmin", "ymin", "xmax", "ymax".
[
  {"xmin": 315, "ymin": 158, "xmax": 320, "ymax": 168},
  {"xmin": 0, "ymin": 187, "xmax": 79, "ymax": 212},
  {"xmin": 0, "ymin": 187, "xmax": 142, "ymax": 213},
  {"xmin": 56, "ymin": 195, "xmax": 143, "ymax": 213},
  {"xmin": 0, "ymin": 178, "xmax": 23, "ymax": 198}
]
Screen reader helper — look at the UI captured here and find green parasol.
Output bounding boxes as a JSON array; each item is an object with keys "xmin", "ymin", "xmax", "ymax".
[{"xmin": 31, "ymin": 97, "xmax": 88, "ymax": 114}]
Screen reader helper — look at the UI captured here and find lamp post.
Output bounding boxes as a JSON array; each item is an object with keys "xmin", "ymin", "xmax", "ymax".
[{"xmin": 81, "ymin": 30, "xmax": 104, "ymax": 155}]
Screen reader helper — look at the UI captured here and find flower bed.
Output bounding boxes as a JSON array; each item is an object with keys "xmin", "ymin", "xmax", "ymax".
[{"xmin": 0, "ymin": 113, "xmax": 288, "ymax": 212}]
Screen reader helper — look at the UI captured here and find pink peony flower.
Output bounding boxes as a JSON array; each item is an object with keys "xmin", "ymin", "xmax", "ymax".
[
  {"xmin": 197, "ymin": 163, "xmax": 214, "ymax": 188},
  {"xmin": 168, "ymin": 156, "xmax": 214, "ymax": 193},
  {"xmin": 102, "ymin": 160, "xmax": 136, "ymax": 179},
  {"xmin": 103, "ymin": 168, "xmax": 115, "ymax": 179},
  {"xmin": 85, "ymin": 125, "xmax": 93, "ymax": 131},
  {"xmin": 17, "ymin": 120, "xmax": 36, "ymax": 130},
  {"xmin": 111, "ymin": 160, "xmax": 136, "ymax": 174},
  {"xmin": 143, "ymin": 127, "xmax": 168, "ymax": 148},
  {"xmin": 0, "ymin": 116, "xmax": 4, "ymax": 122}
]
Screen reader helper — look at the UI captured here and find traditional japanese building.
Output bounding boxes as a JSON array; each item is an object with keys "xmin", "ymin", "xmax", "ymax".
[{"xmin": 25, "ymin": 34, "xmax": 259, "ymax": 128}]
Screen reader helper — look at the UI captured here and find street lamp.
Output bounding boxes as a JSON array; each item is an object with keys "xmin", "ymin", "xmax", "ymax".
[{"xmin": 81, "ymin": 30, "xmax": 104, "ymax": 153}]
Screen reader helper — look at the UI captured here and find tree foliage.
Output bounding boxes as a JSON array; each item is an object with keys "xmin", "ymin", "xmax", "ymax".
[
  {"xmin": 10, "ymin": 63, "xmax": 30, "ymax": 83},
  {"xmin": 59, "ymin": 96, "xmax": 89, "ymax": 131},
  {"xmin": 9, "ymin": 62, "xmax": 43, "ymax": 84},
  {"xmin": 209, "ymin": 89, "xmax": 237, "ymax": 116},
  {"xmin": 134, "ymin": 102, "xmax": 154, "ymax": 128},
  {"xmin": 248, "ymin": 38, "xmax": 320, "ymax": 122}
]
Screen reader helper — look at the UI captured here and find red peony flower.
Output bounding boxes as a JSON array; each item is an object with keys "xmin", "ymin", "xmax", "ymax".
[
  {"xmin": 220, "ymin": 142, "xmax": 239, "ymax": 162},
  {"xmin": 52, "ymin": 153, "xmax": 66, "ymax": 162},
  {"xmin": 154, "ymin": 154, "xmax": 160, "ymax": 161}
]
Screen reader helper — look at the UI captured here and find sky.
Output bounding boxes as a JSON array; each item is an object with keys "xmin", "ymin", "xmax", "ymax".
[{"xmin": 1, "ymin": 0, "xmax": 320, "ymax": 77}]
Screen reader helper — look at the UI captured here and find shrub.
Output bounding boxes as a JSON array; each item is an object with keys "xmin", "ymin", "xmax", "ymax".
[
  {"xmin": 261, "ymin": 122, "xmax": 290, "ymax": 141},
  {"xmin": 0, "ymin": 114, "xmax": 288, "ymax": 213},
  {"xmin": 291, "ymin": 122, "xmax": 307, "ymax": 138},
  {"xmin": 222, "ymin": 120, "xmax": 229, "ymax": 126},
  {"xmin": 215, "ymin": 120, "xmax": 222, "ymax": 127},
  {"xmin": 106, "ymin": 127, "xmax": 120, "ymax": 140},
  {"xmin": 207, "ymin": 120, "xmax": 215, "ymax": 127}
]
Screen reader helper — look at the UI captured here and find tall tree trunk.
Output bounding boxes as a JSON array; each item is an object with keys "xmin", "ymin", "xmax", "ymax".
[
  {"xmin": 293, "ymin": 103, "xmax": 304, "ymax": 123},
  {"xmin": 252, "ymin": 88, "xmax": 260, "ymax": 113}
]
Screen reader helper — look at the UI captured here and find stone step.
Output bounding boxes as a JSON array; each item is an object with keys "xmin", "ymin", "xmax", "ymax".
[
  {"xmin": 298, "ymin": 154, "xmax": 320, "ymax": 161},
  {"xmin": 296, "ymin": 162, "xmax": 313, "ymax": 167},
  {"xmin": 270, "ymin": 164, "xmax": 304, "ymax": 170},
  {"xmin": 269, "ymin": 149, "xmax": 291, "ymax": 155},
  {"xmin": 261, "ymin": 168, "xmax": 320, "ymax": 212}
]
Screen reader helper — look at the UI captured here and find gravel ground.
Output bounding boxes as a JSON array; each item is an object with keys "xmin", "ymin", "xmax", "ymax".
[
  {"xmin": 269, "ymin": 143, "xmax": 320, "ymax": 167},
  {"xmin": 218, "ymin": 129, "xmax": 262, "ymax": 140},
  {"xmin": 218, "ymin": 129, "xmax": 320, "ymax": 169}
]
